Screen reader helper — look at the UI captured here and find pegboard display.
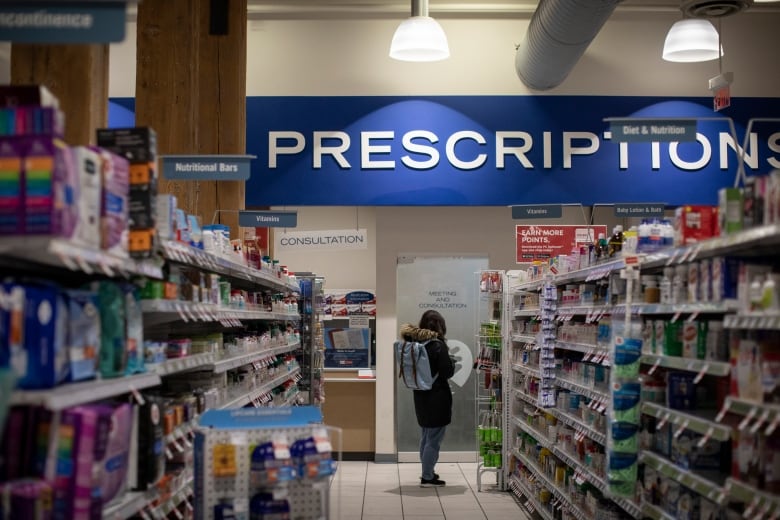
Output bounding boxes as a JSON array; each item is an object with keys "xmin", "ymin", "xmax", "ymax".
[{"xmin": 194, "ymin": 407, "xmax": 340, "ymax": 520}]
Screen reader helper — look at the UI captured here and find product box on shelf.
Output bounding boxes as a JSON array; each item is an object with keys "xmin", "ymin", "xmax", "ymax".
[
  {"xmin": 0, "ymin": 139, "xmax": 23, "ymax": 234},
  {"xmin": 674, "ymin": 205, "xmax": 718, "ymax": 246},
  {"xmin": 766, "ymin": 170, "xmax": 780, "ymax": 224},
  {"xmin": 737, "ymin": 262, "xmax": 773, "ymax": 313},
  {"xmin": 0, "ymin": 85, "xmax": 59, "ymax": 110},
  {"xmin": 96, "ymin": 127, "xmax": 158, "ymax": 259},
  {"xmin": 94, "ymin": 148, "xmax": 129, "ymax": 258},
  {"xmin": 718, "ymin": 188, "xmax": 744, "ymax": 235},
  {"xmin": 0, "ymin": 106, "xmax": 65, "ymax": 138},
  {"xmin": 64, "ymin": 289, "xmax": 100, "ymax": 383},
  {"xmin": 2, "ymin": 281, "xmax": 68, "ymax": 390},
  {"xmin": 133, "ymin": 395, "xmax": 166, "ymax": 491},
  {"xmin": 670, "ymin": 429, "xmax": 729, "ymax": 471},
  {"xmin": 70, "ymin": 146, "xmax": 102, "ymax": 249}
]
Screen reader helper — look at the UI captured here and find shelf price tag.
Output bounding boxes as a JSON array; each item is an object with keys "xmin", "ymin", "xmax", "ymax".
[{"xmin": 739, "ymin": 407, "xmax": 759, "ymax": 431}]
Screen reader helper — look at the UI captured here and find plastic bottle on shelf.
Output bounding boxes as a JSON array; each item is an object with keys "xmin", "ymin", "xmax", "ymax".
[
  {"xmin": 637, "ymin": 219, "xmax": 650, "ymax": 252},
  {"xmin": 660, "ymin": 267, "xmax": 673, "ymax": 305},
  {"xmin": 623, "ymin": 226, "xmax": 638, "ymax": 255},
  {"xmin": 607, "ymin": 225, "xmax": 624, "ymax": 258},
  {"xmin": 752, "ymin": 276, "xmax": 766, "ymax": 311},
  {"xmin": 763, "ymin": 275, "xmax": 779, "ymax": 311},
  {"xmin": 595, "ymin": 233, "xmax": 608, "ymax": 262},
  {"xmin": 673, "ymin": 264, "xmax": 688, "ymax": 305}
]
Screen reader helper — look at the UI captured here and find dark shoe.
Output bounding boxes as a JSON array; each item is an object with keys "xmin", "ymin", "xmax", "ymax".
[
  {"xmin": 419, "ymin": 472, "xmax": 440, "ymax": 480},
  {"xmin": 420, "ymin": 477, "xmax": 446, "ymax": 487}
]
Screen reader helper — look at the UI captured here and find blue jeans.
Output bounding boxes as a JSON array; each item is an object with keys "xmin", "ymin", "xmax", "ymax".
[{"xmin": 419, "ymin": 426, "xmax": 447, "ymax": 480}]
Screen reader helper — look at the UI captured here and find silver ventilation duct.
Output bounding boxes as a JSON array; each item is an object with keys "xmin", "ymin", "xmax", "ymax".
[{"xmin": 515, "ymin": 0, "xmax": 623, "ymax": 91}]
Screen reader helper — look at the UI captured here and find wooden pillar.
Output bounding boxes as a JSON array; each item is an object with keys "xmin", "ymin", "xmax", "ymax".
[
  {"xmin": 11, "ymin": 44, "xmax": 109, "ymax": 146},
  {"xmin": 135, "ymin": 0, "xmax": 247, "ymax": 235}
]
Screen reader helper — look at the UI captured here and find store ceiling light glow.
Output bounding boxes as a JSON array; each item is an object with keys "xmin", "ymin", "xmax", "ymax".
[
  {"xmin": 389, "ymin": 0, "xmax": 449, "ymax": 62},
  {"xmin": 662, "ymin": 18, "xmax": 723, "ymax": 62}
]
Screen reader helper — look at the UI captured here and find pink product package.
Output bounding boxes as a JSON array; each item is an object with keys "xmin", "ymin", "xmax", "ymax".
[
  {"xmin": 93, "ymin": 148, "xmax": 129, "ymax": 257},
  {"xmin": 94, "ymin": 403, "xmax": 132, "ymax": 505},
  {"xmin": 0, "ymin": 138, "xmax": 23, "ymax": 234},
  {"xmin": 22, "ymin": 137, "xmax": 78, "ymax": 237}
]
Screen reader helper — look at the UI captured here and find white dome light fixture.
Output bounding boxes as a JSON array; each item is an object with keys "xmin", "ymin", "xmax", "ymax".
[
  {"xmin": 662, "ymin": 18, "xmax": 723, "ymax": 62},
  {"xmin": 389, "ymin": 0, "xmax": 450, "ymax": 62}
]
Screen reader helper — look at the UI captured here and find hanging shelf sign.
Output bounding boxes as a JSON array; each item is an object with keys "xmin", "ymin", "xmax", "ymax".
[
  {"xmin": 0, "ymin": 1, "xmax": 130, "ymax": 43},
  {"xmin": 161, "ymin": 155, "xmax": 255, "ymax": 181},
  {"xmin": 512, "ymin": 204, "xmax": 563, "ymax": 220},
  {"xmin": 238, "ymin": 210, "xmax": 297, "ymax": 228},
  {"xmin": 608, "ymin": 118, "xmax": 697, "ymax": 143},
  {"xmin": 613, "ymin": 203, "xmax": 666, "ymax": 218}
]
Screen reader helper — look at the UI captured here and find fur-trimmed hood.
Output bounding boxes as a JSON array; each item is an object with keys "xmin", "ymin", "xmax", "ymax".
[{"xmin": 399, "ymin": 323, "xmax": 440, "ymax": 342}]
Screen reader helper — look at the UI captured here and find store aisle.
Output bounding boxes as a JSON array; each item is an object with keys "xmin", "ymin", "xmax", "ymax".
[{"xmin": 329, "ymin": 461, "xmax": 529, "ymax": 520}]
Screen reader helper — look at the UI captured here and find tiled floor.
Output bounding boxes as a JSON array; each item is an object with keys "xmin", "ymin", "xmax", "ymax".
[{"xmin": 329, "ymin": 461, "xmax": 530, "ymax": 520}]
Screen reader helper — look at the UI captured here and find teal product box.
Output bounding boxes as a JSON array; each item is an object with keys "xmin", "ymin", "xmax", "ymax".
[
  {"xmin": 65, "ymin": 290, "xmax": 100, "ymax": 382},
  {"xmin": 718, "ymin": 187, "xmax": 743, "ymax": 235},
  {"xmin": 4, "ymin": 282, "xmax": 68, "ymax": 389},
  {"xmin": 95, "ymin": 281, "xmax": 127, "ymax": 378}
]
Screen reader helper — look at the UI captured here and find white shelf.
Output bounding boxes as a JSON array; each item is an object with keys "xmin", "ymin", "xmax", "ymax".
[
  {"xmin": 511, "ymin": 363, "xmax": 541, "ymax": 378},
  {"xmin": 511, "ymin": 333, "xmax": 537, "ymax": 343},
  {"xmin": 640, "ymin": 353, "xmax": 731, "ymax": 377},
  {"xmin": 640, "ymin": 451, "xmax": 727, "ymax": 504},
  {"xmin": 555, "ymin": 340, "xmax": 609, "ymax": 357},
  {"xmin": 641, "ymin": 402, "xmax": 732, "ymax": 442},
  {"xmin": 636, "ymin": 301, "xmax": 738, "ymax": 315},
  {"xmin": 211, "ymin": 341, "xmax": 300, "ymax": 373},
  {"xmin": 724, "ymin": 312, "xmax": 780, "ymax": 330},
  {"xmin": 554, "ymin": 258, "xmax": 626, "ymax": 285},
  {"xmin": 513, "ymin": 308, "xmax": 541, "ymax": 317},
  {"xmin": 555, "ymin": 377, "xmax": 609, "ymax": 402},
  {"xmin": 725, "ymin": 477, "xmax": 780, "ymax": 518},
  {"xmin": 511, "ymin": 279, "xmax": 545, "ymax": 293},
  {"xmin": 10, "ymin": 372, "xmax": 161, "ymax": 410},
  {"xmin": 513, "ymin": 388, "xmax": 539, "ymax": 407},
  {"xmin": 721, "ymin": 396, "xmax": 780, "ymax": 436},
  {"xmin": 511, "ymin": 449, "xmax": 590, "ymax": 520},
  {"xmin": 547, "ymin": 407, "xmax": 607, "ymax": 446},
  {"xmin": 508, "ymin": 474, "xmax": 554, "ymax": 520},
  {"xmin": 148, "ymin": 352, "xmax": 217, "ymax": 376},
  {"xmin": 141, "ymin": 300, "xmax": 299, "ymax": 325},
  {"xmin": 641, "ymin": 502, "xmax": 676, "ymax": 520},
  {"xmin": 162, "ymin": 240, "xmax": 298, "ymax": 292},
  {"xmin": 102, "ymin": 491, "xmax": 148, "ymax": 520},
  {"xmin": 641, "ymin": 223, "xmax": 780, "ymax": 269},
  {"xmin": 0, "ymin": 236, "xmax": 164, "ymax": 279},
  {"xmin": 219, "ymin": 367, "xmax": 301, "ymax": 409}
]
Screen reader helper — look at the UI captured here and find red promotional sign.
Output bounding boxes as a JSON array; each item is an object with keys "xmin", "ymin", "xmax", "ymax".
[{"xmin": 516, "ymin": 225, "xmax": 607, "ymax": 263}]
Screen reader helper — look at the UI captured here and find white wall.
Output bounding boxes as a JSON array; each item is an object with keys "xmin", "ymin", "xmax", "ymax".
[{"xmin": 106, "ymin": 7, "xmax": 780, "ymax": 458}]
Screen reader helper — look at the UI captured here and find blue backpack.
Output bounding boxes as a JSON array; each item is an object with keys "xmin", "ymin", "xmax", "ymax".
[{"xmin": 394, "ymin": 339, "xmax": 438, "ymax": 391}]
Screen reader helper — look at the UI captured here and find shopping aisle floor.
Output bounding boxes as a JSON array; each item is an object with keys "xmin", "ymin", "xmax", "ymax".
[{"xmin": 329, "ymin": 461, "xmax": 530, "ymax": 520}]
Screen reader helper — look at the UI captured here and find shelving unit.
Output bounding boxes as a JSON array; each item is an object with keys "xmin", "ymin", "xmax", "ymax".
[
  {"xmin": 475, "ymin": 270, "xmax": 508, "ymax": 492},
  {"xmin": 505, "ymin": 222, "xmax": 780, "ymax": 520},
  {"xmin": 1, "ymin": 226, "xmax": 312, "ymax": 519},
  {"xmin": 296, "ymin": 273, "xmax": 326, "ymax": 406}
]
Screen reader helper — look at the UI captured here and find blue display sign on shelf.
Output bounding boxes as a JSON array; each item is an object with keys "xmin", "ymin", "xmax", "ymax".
[
  {"xmin": 512, "ymin": 204, "xmax": 563, "ymax": 219},
  {"xmin": 609, "ymin": 119, "xmax": 698, "ymax": 143},
  {"xmin": 244, "ymin": 96, "xmax": 780, "ymax": 206},
  {"xmin": 238, "ymin": 210, "xmax": 297, "ymax": 228},
  {"xmin": 161, "ymin": 155, "xmax": 254, "ymax": 181},
  {"xmin": 613, "ymin": 203, "xmax": 666, "ymax": 218},
  {"xmin": 0, "ymin": 2, "xmax": 127, "ymax": 43}
]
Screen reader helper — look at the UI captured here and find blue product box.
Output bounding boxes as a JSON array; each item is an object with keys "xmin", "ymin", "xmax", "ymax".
[
  {"xmin": 65, "ymin": 290, "xmax": 100, "ymax": 382},
  {"xmin": 5, "ymin": 282, "xmax": 68, "ymax": 389},
  {"xmin": 667, "ymin": 371, "xmax": 696, "ymax": 410},
  {"xmin": 710, "ymin": 256, "xmax": 740, "ymax": 303}
]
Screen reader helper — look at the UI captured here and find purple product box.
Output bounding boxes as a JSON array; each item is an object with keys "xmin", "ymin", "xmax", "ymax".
[
  {"xmin": 52, "ymin": 407, "xmax": 98, "ymax": 520},
  {"xmin": 2, "ymin": 479, "xmax": 53, "ymax": 520},
  {"xmin": 22, "ymin": 136, "xmax": 78, "ymax": 237},
  {"xmin": 0, "ymin": 107, "xmax": 65, "ymax": 138},
  {"xmin": 0, "ymin": 138, "xmax": 24, "ymax": 234},
  {"xmin": 94, "ymin": 403, "xmax": 132, "ymax": 505},
  {"xmin": 93, "ymin": 148, "xmax": 129, "ymax": 257},
  {"xmin": 0, "ymin": 85, "xmax": 59, "ymax": 109}
]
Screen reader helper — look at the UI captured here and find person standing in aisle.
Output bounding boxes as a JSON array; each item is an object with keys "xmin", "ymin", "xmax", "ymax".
[{"xmin": 399, "ymin": 310, "xmax": 455, "ymax": 487}]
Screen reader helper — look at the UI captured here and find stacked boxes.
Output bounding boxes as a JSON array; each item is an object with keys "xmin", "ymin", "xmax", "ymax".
[{"xmin": 96, "ymin": 127, "xmax": 158, "ymax": 259}]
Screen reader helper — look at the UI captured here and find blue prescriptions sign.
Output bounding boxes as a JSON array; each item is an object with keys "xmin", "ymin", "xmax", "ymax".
[{"xmin": 244, "ymin": 96, "xmax": 780, "ymax": 207}]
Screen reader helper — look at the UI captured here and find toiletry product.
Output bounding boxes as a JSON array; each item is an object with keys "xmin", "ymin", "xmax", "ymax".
[
  {"xmin": 607, "ymin": 225, "xmax": 623, "ymax": 258},
  {"xmin": 94, "ymin": 148, "xmax": 129, "ymax": 257},
  {"xmin": 70, "ymin": 147, "xmax": 102, "ymax": 249},
  {"xmin": 660, "ymin": 268, "xmax": 673, "ymax": 305},
  {"xmin": 95, "ymin": 281, "xmax": 127, "ymax": 378},
  {"xmin": 93, "ymin": 403, "xmax": 132, "ymax": 505},
  {"xmin": 135, "ymin": 396, "xmax": 165, "ymax": 490},
  {"xmin": 0, "ymin": 85, "xmax": 59, "ymax": 109},
  {"xmin": 674, "ymin": 205, "xmax": 718, "ymax": 245},
  {"xmin": 667, "ymin": 372, "xmax": 696, "ymax": 410},
  {"xmin": 124, "ymin": 286, "xmax": 144, "ymax": 375},
  {"xmin": 0, "ymin": 138, "xmax": 23, "ymax": 234},
  {"xmin": 64, "ymin": 290, "xmax": 100, "ymax": 383},
  {"xmin": 718, "ymin": 187, "xmax": 743, "ymax": 235}
]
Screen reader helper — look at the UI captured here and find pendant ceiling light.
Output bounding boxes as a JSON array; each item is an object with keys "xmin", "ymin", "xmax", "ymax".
[
  {"xmin": 389, "ymin": 0, "xmax": 449, "ymax": 62},
  {"xmin": 662, "ymin": 18, "xmax": 723, "ymax": 62}
]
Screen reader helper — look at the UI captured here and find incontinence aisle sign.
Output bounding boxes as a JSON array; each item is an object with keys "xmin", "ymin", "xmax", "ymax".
[{"xmin": 516, "ymin": 225, "xmax": 607, "ymax": 263}]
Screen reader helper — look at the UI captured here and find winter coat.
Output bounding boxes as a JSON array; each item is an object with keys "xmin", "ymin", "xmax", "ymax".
[{"xmin": 399, "ymin": 323, "xmax": 455, "ymax": 428}]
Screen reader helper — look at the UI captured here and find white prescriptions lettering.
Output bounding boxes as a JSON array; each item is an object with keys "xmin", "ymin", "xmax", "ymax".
[
  {"xmin": 768, "ymin": 132, "xmax": 780, "ymax": 169},
  {"xmin": 720, "ymin": 132, "xmax": 758, "ymax": 170},
  {"xmin": 543, "ymin": 131, "xmax": 553, "ymax": 168},
  {"xmin": 670, "ymin": 133, "xmax": 711, "ymax": 170},
  {"xmin": 652, "ymin": 142, "xmax": 661, "ymax": 170},
  {"xmin": 446, "ymin": 131, "xmax": 487, "ymax": 170},
  {"xmin": 401, "ymin": 130, "xmax": 440, "ymax": 169},
  {"xmin": 361, "ymin": 131, "xmax": 395, "ymax": 169},
  {"xmin": 562, "ymin": 132, "xmax": 599, "ymax": 169},
  {"xmin": 603, "ymin": 131, "xmax": 629, "ymax": 170},
  {"xmin": 496, "ymin": 131, "xmax": 533, "ymax": 169},
  {"xmin": 268, "ymin": 131, "xmax": 305, "ymax": 168},
  {"xmin": 313, "ymin": 131, "xmax": 351, "ymax": 169}
]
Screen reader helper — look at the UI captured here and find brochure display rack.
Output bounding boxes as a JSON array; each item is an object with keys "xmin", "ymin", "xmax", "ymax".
[
  {"xmin": 475, "ymin": 271, "xmax": 509, "ymax": 491},
  {"xmin": 297, "ymin": 274, "xmax": 326, "ymax": 405}
]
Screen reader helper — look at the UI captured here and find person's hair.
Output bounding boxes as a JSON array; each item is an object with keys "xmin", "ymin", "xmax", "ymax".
[{"xmin": 419, "ymin": 310, "xmax": 447, "ymax": 340}]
